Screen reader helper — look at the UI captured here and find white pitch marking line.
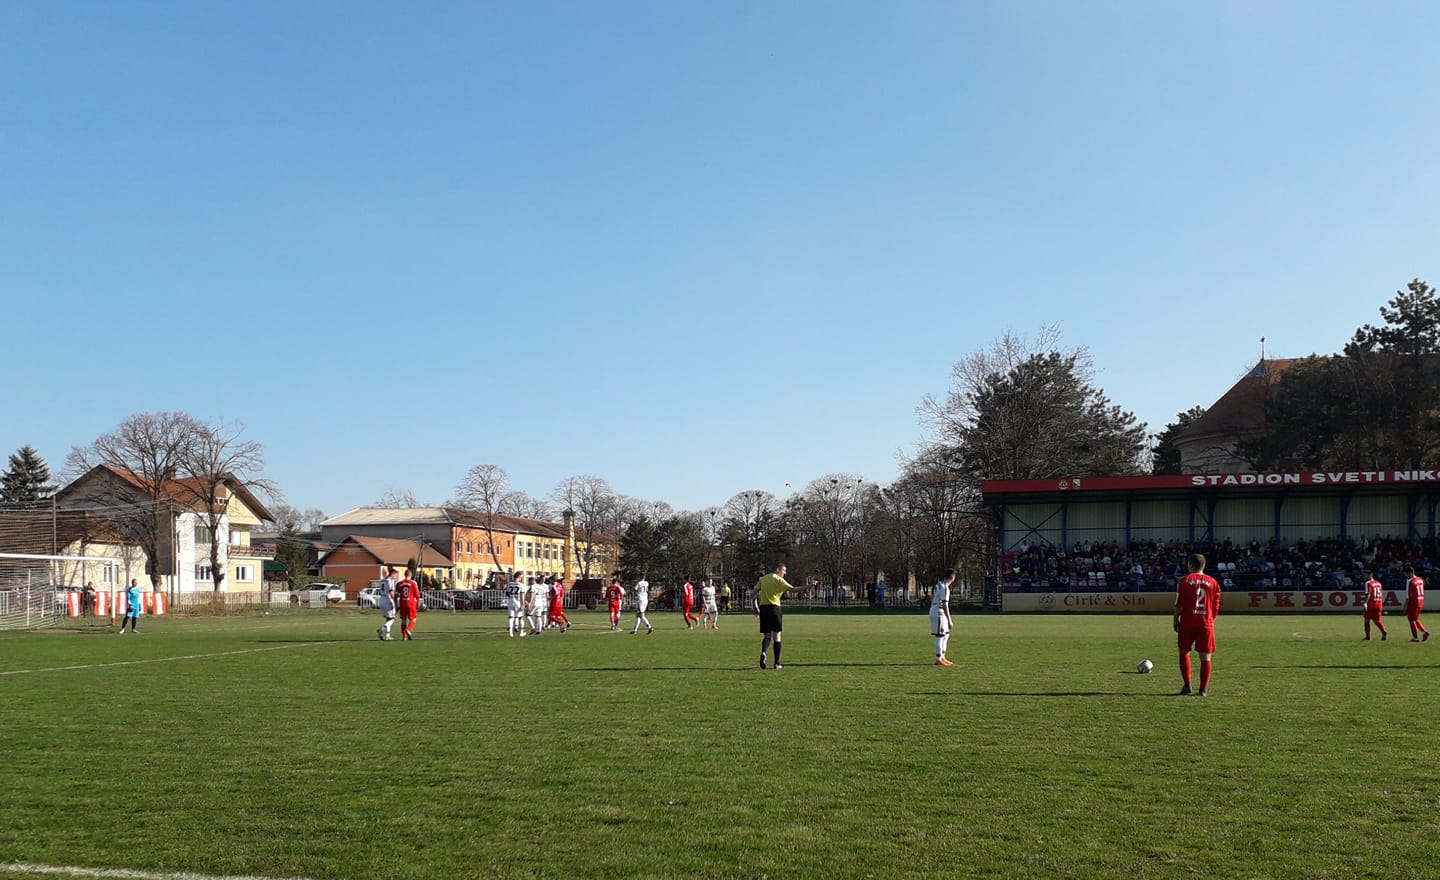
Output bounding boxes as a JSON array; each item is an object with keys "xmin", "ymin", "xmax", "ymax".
[
  {"xmin": 0, "ymin": 642, "xmax": 329, "ymax": 678},
  {"xmin": 0, "ymin": 862, "xmax": 321, "ymax": 880}
]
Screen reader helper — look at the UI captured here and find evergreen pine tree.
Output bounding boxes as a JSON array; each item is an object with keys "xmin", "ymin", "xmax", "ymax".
[{"xmin": 0, "ymin": 445, "xmax": 53, "ymax": 506}]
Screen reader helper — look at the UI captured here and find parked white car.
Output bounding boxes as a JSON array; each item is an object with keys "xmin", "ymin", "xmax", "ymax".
[{"xmin": 290, "ymin": 583, "xmax": 345, "ymax": 604}]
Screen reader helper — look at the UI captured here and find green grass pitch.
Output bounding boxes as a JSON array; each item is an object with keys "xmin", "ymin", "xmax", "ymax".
[{"xmin": 2, "ymin": 608, "xmax": 1439, "ymax": 879}]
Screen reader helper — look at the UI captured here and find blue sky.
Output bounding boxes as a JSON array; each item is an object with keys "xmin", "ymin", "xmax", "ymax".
[{"xmin": 3, "ymin": 1, "xmax": 1437, "ymax": 518}]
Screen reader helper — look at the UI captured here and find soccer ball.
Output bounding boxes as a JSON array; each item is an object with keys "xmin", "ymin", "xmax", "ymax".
[{"xmin": 1137, "ymin": 659, "xmax": 1154, "ymax": 674}]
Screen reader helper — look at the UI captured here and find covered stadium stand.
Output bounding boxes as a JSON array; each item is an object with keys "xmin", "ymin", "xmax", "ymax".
[{"xmin": 981, "ymin": 470, "xmax": 1440, "ymax": 613}]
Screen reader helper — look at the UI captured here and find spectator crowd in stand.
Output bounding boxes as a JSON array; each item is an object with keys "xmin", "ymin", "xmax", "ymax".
[{"xmin": 1002, "ymin": 535, "xmax": 1440, "ymax": 592}]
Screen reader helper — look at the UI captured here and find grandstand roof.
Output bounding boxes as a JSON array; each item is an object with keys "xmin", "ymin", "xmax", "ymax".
[{"xmin": 982, "ymin": 468, "xmax": 1440, "ymax": 502}]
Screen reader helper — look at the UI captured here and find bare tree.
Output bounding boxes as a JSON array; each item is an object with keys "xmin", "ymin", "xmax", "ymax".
[
  {"xmin": 552, "ymin": 475, "xmax": 620, "ymax": 580},
  {"xmin": 269, "ymin": 503, "xmax": 326, "ymax": 533},
  {"xmin": 65, "ymin": 412, "xmax": 206, "ymax": 590},
  {"xmin": 175, "ymin": 419, "xmax": 277, "ymax": 593},
  {"xmin": 374, "ymin": 487, "xmax": 422, "ymax": 508},
  {"xmin": 265, "ymin": 501, "xmax": 321, "ymax": 582},
  {"xmin": 720, "ymin": 490, "xmax": 789, "ymax": 585},
  {"xmin": 454, "ymin": 464, "xmax": 515, "ymax": 583},
  {"xmin": 498, "ymin": 490, "xmax": 551, "ymax": 520},
  {"xmin": 640, "ymin": 499, "xmax": 675, "ymax": 523},
  {"xmin": 790, "ymin": 475, "xmax": 868, "ymax": 595}
]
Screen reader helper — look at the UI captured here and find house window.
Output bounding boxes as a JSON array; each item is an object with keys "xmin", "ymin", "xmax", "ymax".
[
  {"xmin": 194, "ymin": 525, "xmax": 214, "ymax": 545},
  {"xmin": 195, "ymin": 564, "xmax": 213, "ymax": 581},
  {"xmin": 235, "ymin": 565, "xmax": 255, "ymax": 583}
]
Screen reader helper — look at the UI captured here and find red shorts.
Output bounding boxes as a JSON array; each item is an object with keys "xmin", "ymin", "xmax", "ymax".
[
  {"xmin": 683, "ymin": 601, "xmax": 694, "ymax": 613},
  {"xmin": 608, "ymin": 601, "xmax": 621, "ymax": 614},
  {"xmin": 1178, "ymin": 624, "xmax": 1215, "ymax": 654},
  {"xmin": 1407, "ymin": 600, "xmax": 1424, "ymax": 621},
  {"xmin": 399, "ymin": 603, "xmax": 418, "ymax": 621},
  {"xmin": 1364, "ymin": 604, "xmax": 1383, "ymax": 622}
]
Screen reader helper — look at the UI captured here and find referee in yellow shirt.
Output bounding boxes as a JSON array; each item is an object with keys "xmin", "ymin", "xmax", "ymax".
[{"xmin": 754, "ymin": 562, "xmax": 794, "ymax": 670}]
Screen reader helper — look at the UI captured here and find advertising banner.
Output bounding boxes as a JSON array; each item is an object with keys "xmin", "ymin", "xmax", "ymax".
[{"xmin": 1005, "ymin": 590, "xmax": 1407, "ymax": 613}]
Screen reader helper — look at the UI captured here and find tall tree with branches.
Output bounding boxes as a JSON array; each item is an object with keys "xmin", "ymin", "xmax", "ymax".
[
  {"xmin": 453, "ymin": 464, "xmax": 518, "ymax": 583},
  {"xmin": 65, "ymin": 412, "xmax": 206, "ymax": 589},
  {"xmin": 914, "ymin": 328, "xmax": 1145, "ymax": 588},
  {"xmin": 552, "ymin": 475, "xmax": 621, "ymax": 581},
  {"xmin": 175, "ymin": 419, "xmax": 276, "ymax": 593}
]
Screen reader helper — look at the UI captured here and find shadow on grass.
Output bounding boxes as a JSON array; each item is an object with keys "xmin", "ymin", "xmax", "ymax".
[
  {"xmin": 1253, "ymin": 664, "xmax": 1440, "ymax": 670},
  {"xmin": 252, "ymin": 638, "xmax": 376, "ymax": 644},
  {"xmin": 931, "ymin": 690, "xmax": 1170, "ymax": 698},
  {"xmin": 574, "ymin": 662, "xmax": 917, "ymax": 672},
  {"xmin": 574, "ymin": 666, "xmax": 728, "ymax": 672}
]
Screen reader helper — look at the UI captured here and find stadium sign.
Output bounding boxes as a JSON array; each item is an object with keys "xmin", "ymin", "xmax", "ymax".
[
  {"xmin": 1234, "ymin": 590, "xmax": 1404, "ymax": 612},
  {"xmin": 983, "ymin": 469, "xmax": 1440, "ymax": 494},
  {"xmin": 1191, "ymin": 470, "xmax": 1440, "ymax": 487},
  {"xmin": 1006, "ymin": 593, "xmax": 1175, "ymax": 613},
  {"xmin": 1006, "ymin": 591, "xmax": 1406, "ymax": 614}
]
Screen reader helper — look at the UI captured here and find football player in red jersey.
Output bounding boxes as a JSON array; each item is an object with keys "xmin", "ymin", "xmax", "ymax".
[
  {"xmin": 395, "ymin": 573, "xmax": 421, "ymax": 641},
  {"xmin": 1173, "ymin": 553, "xmax": 1221, "ymax": 696},
  {"xmin": 1362, "ymin": 570, "xmax": 1388, "ymax": 641},
  {"xmin": 680, "ymin": 580, "xmax": 697, "ymax": 630},
  {"xmin": 1404, "ymin": 566, "xmax": 1428, "ymax": 642},
  {"xmin": 548, "ymin": 578, "xmax": 571, "ymax": 633},
  {"xmin": 605, "ymin": 579, "xmax": 625, "ymax": 631}
]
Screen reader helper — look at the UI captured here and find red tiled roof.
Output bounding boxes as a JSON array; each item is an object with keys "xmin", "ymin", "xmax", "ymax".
[
  {"xmin": 1176, "ymin": 358, "xmax": 1298, "ymax": 441},
  {"xmin": 59, "ymin": 465, "xmax": 274, "ymax": 521},
  {"xmin": 320, "ymin": 534, "xmax": 453, "ymax": 568}
]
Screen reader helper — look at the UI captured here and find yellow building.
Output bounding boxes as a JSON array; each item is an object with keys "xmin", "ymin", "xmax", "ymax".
[{"xmin": 319, "ymin": 507, "xmax": 618, "ymax": 589}]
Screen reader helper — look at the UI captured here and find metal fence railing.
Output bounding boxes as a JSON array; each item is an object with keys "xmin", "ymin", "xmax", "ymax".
[{"xmin": 0, "ymin": 588, "xmax": 62, "ymax": 630}]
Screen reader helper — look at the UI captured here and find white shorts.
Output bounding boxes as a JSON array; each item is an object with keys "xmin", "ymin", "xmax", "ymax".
[
  {"xmin": 703, "ymin": 603, "xmax": 717, "ymax": 615},
  {"xmin": 636, "ymin": 601, "xmax": 649, "ymax": 615},
  {"xmin": 929, "ymin": 609, "xmax": 950, "ymax": 636}
]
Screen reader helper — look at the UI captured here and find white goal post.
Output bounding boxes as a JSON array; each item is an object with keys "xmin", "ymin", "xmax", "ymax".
[{"xmin": 0, "ymin": 552, "xmax": 122, "ymax": 631}]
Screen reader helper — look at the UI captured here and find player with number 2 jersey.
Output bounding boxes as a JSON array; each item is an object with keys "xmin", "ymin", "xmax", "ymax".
[{"xmin": 1173, "ymin": 554, "xmax": 1221, "ymax": 696}]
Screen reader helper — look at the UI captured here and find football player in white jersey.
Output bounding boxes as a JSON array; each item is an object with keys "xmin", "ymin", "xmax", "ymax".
[
  {"xmin": 504, "ymin": 573, "xmax": 526, "ymax": 637},
  {"xmin": 630, "ymin": 574, "xmax": 654, "ymax": 634},
  {"xmin": 930, "ymin": 569, "xmax": 956, "ymax": 666},
  {"xmin": 376, "ymin": 566, "xmax": 398, "ymax": 641},
  {"xmin": 525, "ymin": 578, "xmax": 546, "ymax": 635},
  {"xmin": 700, "ymin": 579, "xmax": 719, "ymax": 630}
]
